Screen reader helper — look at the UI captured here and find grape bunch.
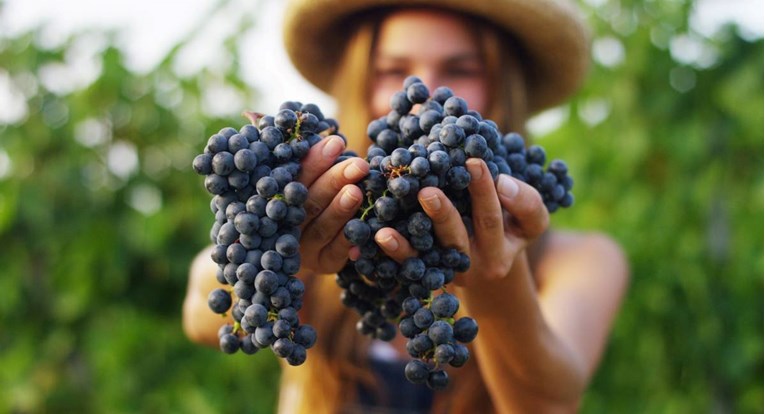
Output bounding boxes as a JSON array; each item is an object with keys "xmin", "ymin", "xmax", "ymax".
[
  {"xmin": 192, "ymin": 102, "xmax": 339, "ymax": 365},
  {"xmin": 339, "ymin": 76, "xmax": 574, "ymax": 389}
]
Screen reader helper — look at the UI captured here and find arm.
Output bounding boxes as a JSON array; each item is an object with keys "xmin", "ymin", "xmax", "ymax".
[
  {"xmin": 182, "ymin": 245, "xmax": 230, "ymax": 347},
  {"xmin": 460, "ymin": 233, "xmax": 628, "ymax": 412},
  {"xmin": 375, "ymin": 158, "xmax": 629, "ymax": 412}
]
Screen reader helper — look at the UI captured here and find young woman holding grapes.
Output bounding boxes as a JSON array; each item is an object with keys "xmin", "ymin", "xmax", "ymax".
[{"xmin": 184, "ymin": 0, "xmax": 629, "ymax": 412}]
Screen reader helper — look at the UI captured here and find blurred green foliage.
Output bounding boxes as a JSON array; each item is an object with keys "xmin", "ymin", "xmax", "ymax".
[{"xmin": 0, "ymin": 0, "xmax": 761, "ymax": 413}]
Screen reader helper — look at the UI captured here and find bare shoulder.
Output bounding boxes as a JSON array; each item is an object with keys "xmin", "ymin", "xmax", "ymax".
[
  {"xmin": 183, "ymin": 245, "xmax": 227, "ymax": 346},
  {"xmin": 546, "ymin": 230, "xmax": 625, "ymax": 255},
  {"xmin": 534, "ymin": 230, "xmax": 628, "ymax": 288},
  {"xmin": 189, "ymin": 245, "xmax": 217, "ymax": 286},
  {"xmin": 532, "ymin": 230, "xmax": 629, "ymax": 378}
]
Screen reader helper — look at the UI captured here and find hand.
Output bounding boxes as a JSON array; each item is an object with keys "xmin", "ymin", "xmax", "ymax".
[
  {"xmin": 373, "ymin": 158, "xmax": 549, "ymax": 286},
  {"xmin": 297, "ymin": 135, "xmax": 369, "ymax": 274}
]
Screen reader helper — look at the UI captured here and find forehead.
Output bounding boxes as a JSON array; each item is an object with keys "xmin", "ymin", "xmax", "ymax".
[{"xmin": 374, "ymin": 8, "xmax": 480, "ymax": 59}]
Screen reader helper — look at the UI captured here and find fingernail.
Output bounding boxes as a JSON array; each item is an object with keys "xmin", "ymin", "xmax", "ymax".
[
  {"xmin": 377, "ymin": 234, "xmax": 399, "ymax": 251},
  {"xmin": 343, "ymin": 161, "xmax": 365, "ymax": 180},
  {"xmin": 339, "ymin": 189, "xmax": 358, "ymax": 209},
  {"xmin": 466, "ymin": 158, "xmax": 483, "ymax": 180},
  {"xmin": 322, "ymin": 136, "xmax": 344, "ymax": 158},
  {"xmin": 497, "ymin": 174, "xmax": 519, "ymax": 198},
  {"xmin": 421, "ymin": 194, "xmax": 441, "ymax": 211}
]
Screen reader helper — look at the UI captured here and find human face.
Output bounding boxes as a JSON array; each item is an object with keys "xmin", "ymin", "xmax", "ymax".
[{"xmin": 370, "ymin": 9, "xmax": 488, "ymax": 118}]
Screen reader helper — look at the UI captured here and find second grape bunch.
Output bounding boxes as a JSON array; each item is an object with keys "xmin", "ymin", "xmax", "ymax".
[{"xmin": 339, "ymin": 76, "xmax": 574, "ymax": 390}]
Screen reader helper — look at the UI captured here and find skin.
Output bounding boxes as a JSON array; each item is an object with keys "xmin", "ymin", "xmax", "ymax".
[
  {"xmin": 369, "ymin": 8, "xmax": 489, "ymax": 118},
  {"xmin": 183, "ymin": 8, "xmax": 629, "ymax": 413}
]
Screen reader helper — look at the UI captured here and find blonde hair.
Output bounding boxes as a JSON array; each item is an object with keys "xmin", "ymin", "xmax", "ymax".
[{"xmin": 280, "ymin": 9, "xmax": 532, "ymax": 414}]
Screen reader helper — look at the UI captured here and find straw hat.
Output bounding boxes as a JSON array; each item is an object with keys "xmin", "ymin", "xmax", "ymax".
[{"xmin": 283, "ymin": 0, "xmax": 590, "ymax": 114}]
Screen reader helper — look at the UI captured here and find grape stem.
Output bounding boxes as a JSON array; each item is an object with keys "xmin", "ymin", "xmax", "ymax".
[
  {"xmin": 359, "ymin": 189, "xmax": 391, "ymax": 221},
  {"xmin": 243, "ymin": 111, "xmax": 264, "ymax": 125},
  {"xmin": 288, "ymin": 113, "xmax": 303, "ymax": 142}
]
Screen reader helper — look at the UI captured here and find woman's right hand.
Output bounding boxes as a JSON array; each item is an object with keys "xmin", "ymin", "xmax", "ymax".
[{"xmin": 296, "ymin": 135, "xmax": 369, "ymax": 275}]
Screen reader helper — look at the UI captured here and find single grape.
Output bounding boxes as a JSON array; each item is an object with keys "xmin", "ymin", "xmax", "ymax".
[
  {"xmin": 219, "ymin": 333, "xmax": 240, "ymax": 354},
  {"xmin": 208, "ymin": 288, "xmax": 232, "ymax": 314},
  {"xmin": 426, "ymin": 369, "xmax": 449, "ymax": 390},
  {"xmin": 453, "ymin": 317, "xmax": 479, "ymax": 343},
  {"xmin": 344, "ymin": 218, "xmax": 372, "ymax": 246},
  {"xmin": 404, "ymin": 360, "xmax": 430, "ymax": 384}
]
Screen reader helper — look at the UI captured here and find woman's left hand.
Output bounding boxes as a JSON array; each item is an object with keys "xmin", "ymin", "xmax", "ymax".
[{"xmin": 371, "ymin": 158, "xmax": 549, "ymax": 286}]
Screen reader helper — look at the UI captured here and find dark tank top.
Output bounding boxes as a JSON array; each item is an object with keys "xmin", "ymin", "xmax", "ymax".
[{"xmin": 343, "ymin": 341, "xmax": 434, "ymax": 414}]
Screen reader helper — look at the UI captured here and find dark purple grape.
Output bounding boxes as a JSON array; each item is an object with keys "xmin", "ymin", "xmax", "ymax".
[
  {"xmin": 427, "ymin": 151, "xmax": 449, "ymax": 175},
  {"xmin": 344, "ymin": 218, "xmax": 372, "ymax": 246},
  {"xmin": 275, "ymin": 234, "xmax": 299, "ymax": 257},
  {"xmin": 244, "ymin": 304, "xmax": 268, "ymax": 328},
  {"xmin": 438, "ymin": 123, "xmax": 465, "ymax": 147},
  {"xmin": 434, "ymin": 343, "xmax": 455, "ymax": 364},
  {"xmin": 427, "ymin": 320, "xmax": 454, "ymax": 345},
  {"xmin": 431, "ymin": 86, "xmax": 454, "ymax": 104},
  {"xmin": 286, "ymin": 344, "xmax": 307, "ymax": 366},
  {"xmin": 443, "ymin": 96, "xmax": 467, "ymax": 117},
  {"xmin": 283, "ymin": 181, "xmax": 308, "ymax": 205},
  {"xmin": 406, "ymin": 82, "xmax": 430, "ymax": 104},
  {"xmin": 256, "ymin": 176, "xmax": 279, "ymax": 198},
  {"xmin": 446, "ymin": 166, "xmax": 470, "ymax": 190},
  {"xmin": 374, "ymin": 196, "xmax": 399, "ymax": 222},
  {"xmin": 193, "ymin": 153, "xmax": 213, "ymax": 175},
  {"xmin": 390, "ymin": 91, "xmax": 413, "ymax": 115},
  {"xmin": 426, "ymin": 369, "xmax": 449, "ymax": 390},
  {"xmin": 413, "ymin": 307, "xmax": 434, "ymax": 329},
  {"xmin": 260, "ymin": 126, "xmax": 284, "ymax": 149},
  {"xmin": 208, "ymin": 288, "xmax": 232, "ymax": 314},
  {"xmin": 219, "ymin": 333, "xmax": 240, "ymax": 354},
  {"xmin": 453, "ymin": 317, "xmax": 479, "ymax": 343},
  {"xmin": 228, "ymin": 134, "xmax": 250, "ymax": 153},
  {"xmin": 431, "ymin": 293, "xmax": 459, "ymax": 318},
  {"xmin": 405, "ymin": 360, "xmax": 430, "ymax": 384}
]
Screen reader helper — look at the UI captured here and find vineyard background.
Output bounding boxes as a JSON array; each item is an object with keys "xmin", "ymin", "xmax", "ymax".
[{"xmin": 0, "ymin": 0, "xmax": 762, "ymax": 412}]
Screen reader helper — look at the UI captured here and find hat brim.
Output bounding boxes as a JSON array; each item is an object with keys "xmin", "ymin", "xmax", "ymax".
[{"xmin": 283, "ymin": 0, "xmax": 590, "ymax": 114}]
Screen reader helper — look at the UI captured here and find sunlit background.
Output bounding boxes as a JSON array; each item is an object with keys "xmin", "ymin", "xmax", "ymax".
[
  {"xmin": 0, "ymin": 0, "xmax": 762, "ymax": 412},
  {"xmin": 1, "ymin": 0, "xmax": 762, "ymax": 125}
]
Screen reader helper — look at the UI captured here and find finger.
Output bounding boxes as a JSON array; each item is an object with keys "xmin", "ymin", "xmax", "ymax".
[
  {"xmin": 314, "ymin": 184, "xmax": 367, "ymax": 272},
  {"xmin": 302, "ymin": 157, "xmax": 368, "ymax": 225},
  {"xmin": 317, "ymin": 232, "xmax": 356, "ymax": 274},
  {"xmin": 496, "ymin": 174, "xmax": 549, "ymax": 239},
  {"xmin": 302, "ymin": 184, "xmax": 364, "ymax": 254},
  {"xmin": 374, "ymin": 227, "xmax": 419, "ymax": 263},
  {"xmin": 465, "ymin": 158, "xmax": 506, "ymax": 251},
  {"xmin": 348, "ymin": 246, "xmax": 361, "ymax": 262},
  {"xmin": 418, "ymin": 187, "xmax": 470, "ymax": 253},
  {"xmin": 297, "ymin": 135, "xmax": 348, "ymax": 188}
]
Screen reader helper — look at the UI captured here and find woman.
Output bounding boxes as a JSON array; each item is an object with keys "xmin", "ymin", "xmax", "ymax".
[{"xmin": 183, "ymin": 0, "xmax": 629, "ymax": 412}]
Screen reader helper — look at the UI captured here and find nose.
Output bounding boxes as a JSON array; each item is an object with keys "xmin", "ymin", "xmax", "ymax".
[{"xmin": 413, "ymin": 69, "xmax": 441, "ymax": 91}]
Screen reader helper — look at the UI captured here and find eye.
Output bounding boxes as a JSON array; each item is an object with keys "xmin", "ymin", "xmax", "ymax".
[
  {"xmin": 444, "ymin": 65, "xmax": 483, "ymax": 78},
  {"xmin": 374, "ymin": 66, "xmax": 409, "ymax": 80}
]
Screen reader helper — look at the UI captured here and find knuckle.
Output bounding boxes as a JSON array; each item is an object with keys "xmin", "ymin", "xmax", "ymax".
[
  {"xmin": 520, "ymin": 189, "xmax": 544, "ymax": 213},
  {"xmin": 482, "ymin": 261, "xmax": 510, "ymax": 280},
  {"xmin": 537, "ymin": 213, "xmax": 550, "ymax": 234},
  {"xmin": 303, "ymin": 198, "xmax": 323, "ymax": 221},
  {"xmin": 320, "ymin": 244, "xmax": 347, "ymax": 272},
  {"xmin": 328, "ymin": 174, "xmax": 341, "ymax": 190},
  {"xmin": 304, "ymin": 221, "xmax": 334, "ymax": 246},
  {"xmin": 329, "ymin": 161, "xmax": 351, "ymax": 188},
  {"xmin": 473, "ymin": 212, "xmax": 504, "ymax": 232},
  {"xmin": 428, "ymin": 200, "xmax": 455, "ymax": 225}
]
